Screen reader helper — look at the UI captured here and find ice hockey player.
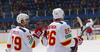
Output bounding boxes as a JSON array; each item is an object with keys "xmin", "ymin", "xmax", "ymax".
[
  {"xmin": 41, "ymin": 8, "xmax": 83, "ymax": 52},
  {"xmin": 86, "ymin": 18, "xmax": 94, "ymax": 40},
  {"xmin": 7, "ymin": 13, "xmax": 43, "ymax": 52}
]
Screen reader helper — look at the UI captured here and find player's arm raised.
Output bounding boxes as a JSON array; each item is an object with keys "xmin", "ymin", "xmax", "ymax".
[{"xmin": 22, "ymin": 26, "xmax": 43, "ymax": 48}]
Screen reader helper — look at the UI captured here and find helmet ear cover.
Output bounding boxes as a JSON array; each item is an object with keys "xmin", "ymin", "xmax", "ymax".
[{"xmin": 21, "ymin": 20, "xmax": 24, "ymax": 24}]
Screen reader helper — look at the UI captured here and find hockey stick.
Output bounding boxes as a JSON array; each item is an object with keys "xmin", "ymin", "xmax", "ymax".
[
  {"xmin": 77, "ymin": 17, "xmax": 83, "ymax": 31},
  {"xmin": 73, "ymin": 26, "xmax": 90, "ymax": 52},
  {"xmin": 72, "ymin": 17, "xmax": 83, "ymax": 52},
  {"xmin": 73, "ymin": 17, "xmax": 92, "ymax": 52}
]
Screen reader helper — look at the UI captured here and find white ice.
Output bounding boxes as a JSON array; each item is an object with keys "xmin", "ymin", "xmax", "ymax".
[{"xmin": 0, "ymin": 39, "xmax": 100, "ymax": 52}]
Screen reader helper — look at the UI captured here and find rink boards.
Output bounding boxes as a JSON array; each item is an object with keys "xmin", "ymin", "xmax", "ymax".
[{"xmin": 0, "ymin": 27, "xmax": 100, "ymax": 44}]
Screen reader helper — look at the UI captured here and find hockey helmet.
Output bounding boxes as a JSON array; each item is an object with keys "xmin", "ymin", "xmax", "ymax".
[
  {"xmin": 52, "ymin": 8, "xmax": 64, "ymax": 19},
  {"xmin": 17, "ymin": 13, "xmax": 29, "ymax": 24}
]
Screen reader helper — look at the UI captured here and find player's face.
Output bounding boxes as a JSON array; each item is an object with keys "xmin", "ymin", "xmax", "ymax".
[{"xmin": 25, "ymin": 19, "xmax": 30, "ymax": 27}]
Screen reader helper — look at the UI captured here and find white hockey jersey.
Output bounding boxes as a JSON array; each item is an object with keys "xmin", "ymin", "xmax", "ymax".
[
  {"xmin": 41, "ymin": 21, "xmax": 76, "ymax": 52},
  {"xmin": 86, "ymin": 18, "xmax": 94, "ymax": 28},
  {"xmin": 86, "ymin": 22, "xmax": 94, "ymax": 27},
  {"xmin": 7, "ymin": 26, "xmax": 40, "ymax": 52}
]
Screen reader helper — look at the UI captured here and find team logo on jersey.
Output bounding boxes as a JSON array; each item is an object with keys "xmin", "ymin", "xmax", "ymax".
[
  {"xmin": 65, "ymin": 34, "xmax": 71, "ymax": 39},
  {"xmin": 29, "ymin": 37, "xmax": 33, "ymax": 44}
]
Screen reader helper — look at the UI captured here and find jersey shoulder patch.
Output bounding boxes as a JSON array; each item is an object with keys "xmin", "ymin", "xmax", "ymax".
[{"xmin": 19, "ymin": 27, "xmax": 26, "ymax": 32}]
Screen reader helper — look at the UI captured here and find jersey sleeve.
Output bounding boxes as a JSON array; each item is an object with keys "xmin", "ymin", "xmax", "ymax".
[
  {"xmin": 58, "ymin": 24, "xmax": 76, "ymax": 47},
  {"xmin": 7, "ymin": 29, "xmax": 13, "ymax": 52},
  {"xmin": 89, "ymin": 21, "xmax": 94, "ymax": 27},
  {"xmin": 22, "ymin": 29, "xmax": 40, "ymax": 48}
]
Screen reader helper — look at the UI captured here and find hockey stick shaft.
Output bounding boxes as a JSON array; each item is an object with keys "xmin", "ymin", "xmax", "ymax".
[
  {"xmin": 80, "ymin": 26, "xmax": 90, "ymax": 37},
  {"xmin": 73, "ymin": 26, "xmax": 90, "ymax": 52},
  {"xmin": 73, "ymin": 17, "xmax": 83, "ymax": 52},
  {"xmin": 73, "ymin": 17, "xmax": 84, "ymax": 52}
]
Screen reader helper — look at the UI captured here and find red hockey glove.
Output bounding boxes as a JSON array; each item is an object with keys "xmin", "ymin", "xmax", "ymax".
[
  {"xmin": 74, "ymin": 36, "xmax": 83, "ymax": 46},
  {"xmin": 32, "ymin": 26, "xmax": 43, "ymax": 39},
  {"xmin": 78, "ymin": 36, "xmax": 83, "ymax": 45}
]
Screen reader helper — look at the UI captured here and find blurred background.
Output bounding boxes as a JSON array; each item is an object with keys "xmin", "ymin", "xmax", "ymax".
[{"xmin": 0, "ymin": 0, "xmax": 100, "ymax": 32}]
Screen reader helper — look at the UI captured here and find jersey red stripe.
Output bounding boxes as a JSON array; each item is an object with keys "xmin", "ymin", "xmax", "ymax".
[
  {"xmin": 7, "ymin": 44, "xmax": 11, "ymax": 48},
  {"xmin": 61, "ymin": 39, "xmax": 72, "ymax": 46},
  {"xmin": 31, "ymin": 40, "xmax": 36, "ymax": 48}
]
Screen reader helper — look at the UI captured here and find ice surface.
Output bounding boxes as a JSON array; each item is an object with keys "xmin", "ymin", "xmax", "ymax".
[
  {"xmin": 78, "ymin": 39, "xmax": 100, "ymax": 52},
  {"xmin": 0, "ymin": 39, "xmax": 100, "ymax": 52}
]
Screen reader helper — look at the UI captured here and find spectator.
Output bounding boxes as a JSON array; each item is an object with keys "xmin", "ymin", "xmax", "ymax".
[
  {"xmin": 58, "ymin": 3, "xmax": 62, "ymax": 8},
  {"xmin": 36, "ymin": 4, "xmax": 40, "ymax": 10},
  {"xmin": 26, "ymin": 10, "xmax": 32, "ymax": 16},
  {"xmin": 47, "ymin": 8, "xmax": 52, "ymax": 16},
  {"xmin": 98, "ymin": 0, "xmax": 100, "ymax": 7},
  {"xmin": 11, "ymin": 22, "xmax": 15, "ymax": 28},
  {"xmin": 73, "ymin": 7, "xmax": 77, "ymax": 14},
  {"xmin": 21, "ymin": 2, "xmax": 27, "ymax": 10},
  {"xmin": 0, "ymin": 12, "xmax": 3, "ymax": 19},
  {"xmin": 33, "ymin": 23, "xmax": 37, "ymax": 29},
  {"xmin": 93, "ymin": 2, "xmax": 96, "ymax": 8},
  {"xmin": 0, "ymin": 4, "xmax": 2, "ymax": 13},
  {"xmin": 19, "ymin": 10, "xmax": 22, "ymax": 13},
  {"xmin": 37, "ymin": 19, "xmax": 43, "ymax": 26},
  {"xmin": 1, "ymin": 22, "xmax": 5, "ymax": 30},
  {"xmin": 43, "ymin": 4, "xmax": 48, "ymax": 10},
  {"xmin": 81, "ymin": 18, "xmax": 86, "ymax": 25},
  {"xmin": 62, "ymin": 3, "xmax": 65, "ymax": 9},
  {"xmin": 47, "ymin": 19, "xmax": 51, "ymax": 25},
  {"xmin": 72, "ymin": 3, "xmax": 76, "ymax": 9},
  {"xmin": 34, "ymin": 0, "xmax": 38, "ymax": 4},
  {"xmin": 42, "ymin": 21, "xmax": 47, "ymax": 29},
  {"xmin": 68, "ymin": 4, "xmax": 72, "ymax": 9},
  {"xmin": 72, "ymin": 18, "xmax": 80, "ymax": 28},
  {"xmin": 6, "ymin": 22, "xmax": 10, "ymax": 30},
  {"xmin": 29, "ymin": 24, "xmax": 34, "ymax": 30},
  {"xmin": 3, "ymin": 24, "xmax": 7, "ymax": 32}
]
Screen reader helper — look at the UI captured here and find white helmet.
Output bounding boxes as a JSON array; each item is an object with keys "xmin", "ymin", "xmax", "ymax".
[
  {"xmin": 52, "ymin": 8, "xmax": 64, "ymax": 19},
  {"xmin": 17, "ymin": 13, "xmax": 29, "ymax": 24}
]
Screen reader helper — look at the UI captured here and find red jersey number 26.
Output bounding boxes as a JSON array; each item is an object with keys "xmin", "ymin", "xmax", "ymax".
[{"xmin": 48, "ymin": 30, "xmax": 56, "ymax": 46}]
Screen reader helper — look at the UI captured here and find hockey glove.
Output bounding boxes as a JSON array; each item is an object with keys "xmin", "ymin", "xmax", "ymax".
[
  {"xmin": 78, "ymin": 36, "xmax": 83, "ymax": 45},
  {"xmin": 71, "ymin": 36, "xmax": 83, "ymax": 52},
  {"xmin": 74, "ymin": 36, "xmax": 83, "ymax": 46},
  {"xmin": 32, "ymin": 26, "xmax": 43, "ymax": 39}
]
